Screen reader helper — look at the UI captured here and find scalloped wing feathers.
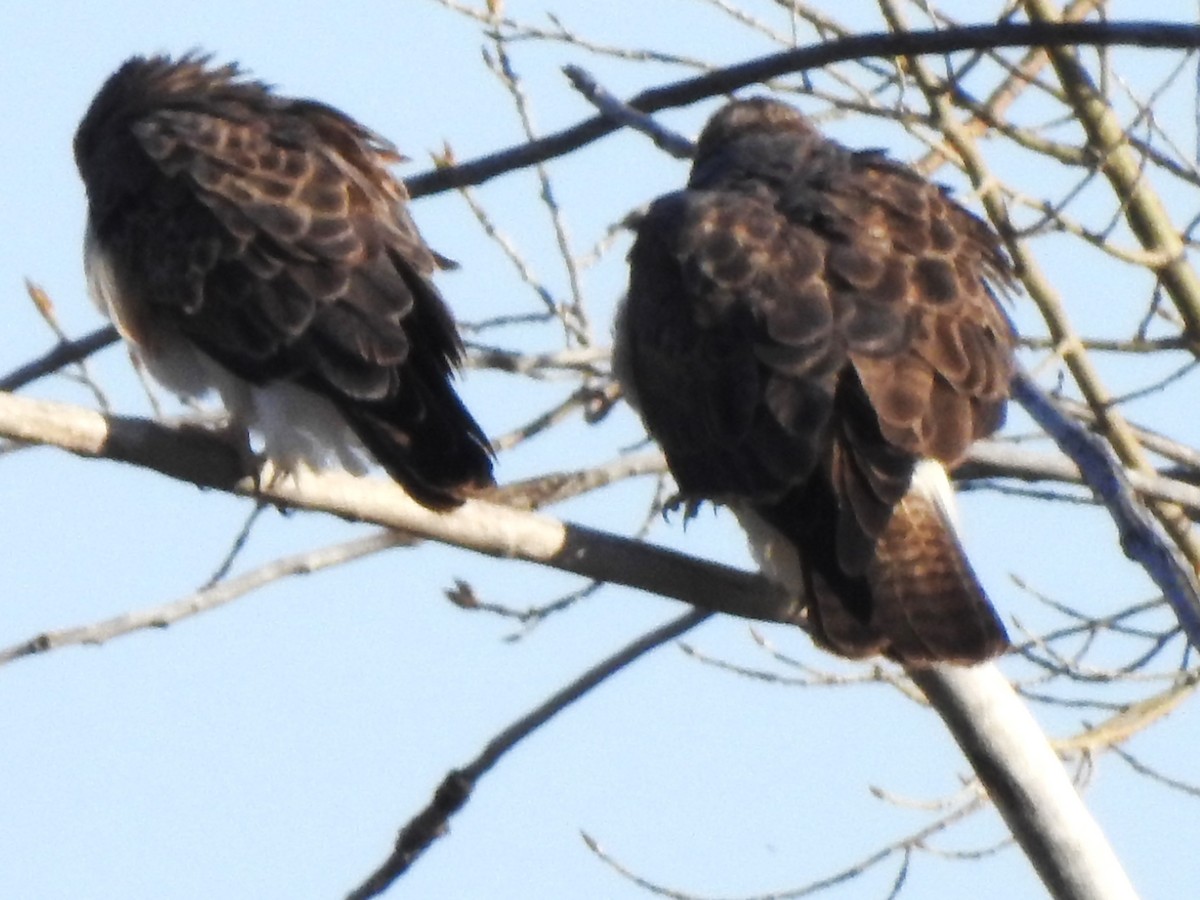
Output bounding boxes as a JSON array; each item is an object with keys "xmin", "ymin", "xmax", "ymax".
[
  {"xmin": 75, "ymin": 54, "xmax": 492, "ymax": 507},
  {"xmin": 621, "ymin": 97, "xmax": 1014, "ymax": 664}
]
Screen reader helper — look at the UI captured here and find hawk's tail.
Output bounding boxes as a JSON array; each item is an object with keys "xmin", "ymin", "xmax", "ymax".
[
  {"xmin": 804, "ymin": 481, "xmax": 1008, "ymax": 666},
  {"xmin": 866, "ymin": 480, "xmax": 1007, "ymax": 664},
  {"xmin": 338, "ymin": 376, "xmax": 494, "ymax": 511},
  {"xmin": 753, "ymin": 469, "xmax": 1008, "ymax": 665}
]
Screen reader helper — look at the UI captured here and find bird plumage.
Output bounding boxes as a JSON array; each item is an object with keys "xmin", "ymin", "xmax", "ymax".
[
  {"xmin": 75, "ymin": 53, "xmax": 493, "ymax": 507},
  {"xmin": 617, "ymin": 97, "xmax": 1015, "ymax": 664}
]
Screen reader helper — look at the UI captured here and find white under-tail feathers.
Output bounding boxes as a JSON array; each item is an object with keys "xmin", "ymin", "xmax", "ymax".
[
  {"xmin": 732, "ymin": 459, "xmax": 963, "ymax": 603},
  {"xmin": 86, "ymin": 229, "xmax": 373, "ymax": 478},
  {"xmin": 735, "ymin": 456, "xmax": 1000, "ymax": 665},
  {"xmin": 909, "ymin": 458, "xmax": 961, "ymax": 529}
]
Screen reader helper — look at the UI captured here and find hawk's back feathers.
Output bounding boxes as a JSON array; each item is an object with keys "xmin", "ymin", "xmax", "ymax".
[
  {"xmin": 620, "ymin": 97, "xmax": 1014, "ymax": 664},
  {"xmin": 76, "ymin": 54, "xmax": 493, "ymax": 507}
]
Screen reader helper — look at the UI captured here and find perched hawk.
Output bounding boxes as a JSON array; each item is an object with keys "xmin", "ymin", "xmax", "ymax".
[
  {"xmin": 74, "ymin": 54, "xmax": 493, "ymax": 507},
  {"xmin": 617, "ymin": 98, "xmax": 1015, "ymax": 664}
]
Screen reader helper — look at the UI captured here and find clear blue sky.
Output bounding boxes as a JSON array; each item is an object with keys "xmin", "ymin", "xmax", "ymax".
[{"xmin": 2, "ymin": 2, "xmax": 1198, "ymax": 898}]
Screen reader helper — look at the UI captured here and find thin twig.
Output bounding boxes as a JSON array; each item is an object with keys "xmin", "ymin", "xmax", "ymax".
[
  {"xmin": 583, "ymin": 791, "xmax": 986, "ymax": 900},
  {"xmin": 0, "ymin": 531, "xmax": 409, "ymax": 666}
]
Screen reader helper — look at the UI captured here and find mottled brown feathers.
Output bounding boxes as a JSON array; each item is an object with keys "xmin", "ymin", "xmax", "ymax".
[
  {"xmin": 75, "ymin": 54, "xmax": 493, "ymax": 507},
  {"xmin": 621, "ymin": 97, "xmax": 1015, "ymax": 664}
]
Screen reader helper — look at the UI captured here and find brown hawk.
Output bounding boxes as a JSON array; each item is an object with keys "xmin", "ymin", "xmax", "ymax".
[
  {"xmin": 616, "ymin": 97, "xmax": 1015, "ymax": 664},
  {"xmin": 74, "ymin": 54, "xmax": 493, "ymax": 508}
]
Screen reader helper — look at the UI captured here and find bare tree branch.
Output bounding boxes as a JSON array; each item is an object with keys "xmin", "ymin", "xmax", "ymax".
[
  {"xmin": 959, "ymin": 440, "xmax": 1200, "ymax": 514},
  {"xmin": 0, "ymin": 325, "xmax": 118, "ymax": 393},
  {"xmin": 583, "ymin": 793, "xmax": 983, "ymax": 899},
  {"xmin": 911, "ymin": 664, "xmax": 1138, "ymax": 900},
  {"xmin": 0, "ymin": 530, "xmax": 410, "ymax": 666},
  {"xmin": 0, "ymin": 391, "xmax": 795, "ymax": 626},
  {"xmin": 1011, "ymin": 370, "xmax": 1200, "ymax": 650},
  {"xmin": 0, "ymin": 388, "xmax": 1142, "ymax": 900},
  {"xmin": 345, "ymin": 607, "xmax": 712, "ymax": 900},
  {"xmin": 563, "ymin": 65, "xmax": 696, "ymax": 159},
  {"xmin": 1023, "ymin": 0, "xmax": 1200, "ymax": 341},
  {"xmin": 406, "ymin": 21, "xmax": 1200, "ymax": 199}
]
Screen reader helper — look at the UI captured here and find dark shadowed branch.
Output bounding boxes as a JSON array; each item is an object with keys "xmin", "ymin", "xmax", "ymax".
[
  {"xmin": 406, "ymin": 21, "xmax": 1200, "ymax": 199},
  {"xmin": 345, "ymin": 607, "xmax": 712, "ymax": 900},
  {"xmin": 0, "ymin": 325, "xmax": 118, "ymax": 393}
]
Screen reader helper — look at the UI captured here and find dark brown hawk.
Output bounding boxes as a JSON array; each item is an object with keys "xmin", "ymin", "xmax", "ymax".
[
  {"xmin": 617, "ymin": 98, "xmax": 1015, "ymax": 665},
  {"xmin": 74, "ymin": 54, "xmax": 493, "ymax": 508}
]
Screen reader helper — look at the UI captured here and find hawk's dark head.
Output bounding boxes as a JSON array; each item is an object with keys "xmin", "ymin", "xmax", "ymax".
[
  {"xmin": 75, "ymin": 55, "xmax": 260, "ymax": 161},
  {"xmin": 689, "ymin": 97, "xmax": 826, "ymax": 192},
  {"xmin": 74, "ymin": 55, "xmax": 267, "ymax": 217},
  {"xmin": 694, "ymin": 97, "xmax": 819, "ymax": 162}
]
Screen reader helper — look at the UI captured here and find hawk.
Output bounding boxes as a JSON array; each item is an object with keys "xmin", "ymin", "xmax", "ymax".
[
  {"xmin": 74, "ymin": 54, "xmax": 493, "ymax": 508},
  {"xmin": 616, "ymin": 98, "xmax": 1015, "ymax": 664}
]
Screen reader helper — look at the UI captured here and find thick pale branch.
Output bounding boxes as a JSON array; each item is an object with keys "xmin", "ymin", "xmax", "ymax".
[
  {"xmin": 912, "ymin": 664, "xmax": 1138, "ymax": 900},
  {"xmin": 0, "ymin": 389, "xmax": 1140, "ymax": 899},
  {"xmin": 0, "ymin": 391, "xmax": 794, "ymax": 626}
]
